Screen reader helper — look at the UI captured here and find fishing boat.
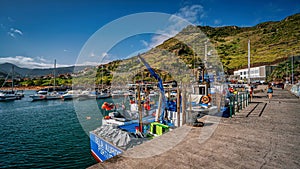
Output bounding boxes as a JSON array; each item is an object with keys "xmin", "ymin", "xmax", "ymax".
[
  {"xmin": 90, "ymin": 55, "xmax": 173, "ymax": 162},
  {"xmin": 90, "ymin": 87, "xmax": 161, "ymax": 162}
]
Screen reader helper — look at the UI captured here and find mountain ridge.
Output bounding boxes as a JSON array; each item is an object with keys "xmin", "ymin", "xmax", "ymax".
[
  {"xmin": 0, "ymin": 62, "xmax": 90, "ymax": 78},
  {"xmin": 1, "ymin": 13, "xmax": 299, "ymax": 81}
]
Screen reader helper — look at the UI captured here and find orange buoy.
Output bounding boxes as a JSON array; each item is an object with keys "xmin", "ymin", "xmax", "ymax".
[
  {"xmin": 144, "ymin": 103, "xmax": 150, "ymax": 110},
  {"xmin": 201, "ymin": 95, "xmax": 210, "ymax": 104},
  {"xmin": 101, "ymin": 102, "xmax": 114, "ymax": 111}
]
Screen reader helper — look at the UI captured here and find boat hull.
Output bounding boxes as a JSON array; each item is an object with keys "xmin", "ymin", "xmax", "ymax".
[
  {"xmin": 0, "ymin": 96, "xmax": 17, "ymax": 101},
  {"xmin": 29, "ymin": 95, "xmax": 46, "ymax": 101},
  {"xmin": 90, "ymin": 132, "xmax": 123, "ymax": 162},
  {"xmin": 0, "ymin": 90, "xmax": 22, "ymax": 101},
  {"xmin": 45, "ymin": 95, "xmax": 62, "ymax": 100}
]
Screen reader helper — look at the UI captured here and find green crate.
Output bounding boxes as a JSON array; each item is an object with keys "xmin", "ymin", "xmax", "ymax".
[{"xmin": 150, "ymin": 122, "xmax": 169, "ymax": 136}]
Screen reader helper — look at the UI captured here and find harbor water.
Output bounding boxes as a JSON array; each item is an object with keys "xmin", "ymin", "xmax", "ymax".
[{"xmin": 0, "ymin": 90, "xmax": 120, "ymax": 168}]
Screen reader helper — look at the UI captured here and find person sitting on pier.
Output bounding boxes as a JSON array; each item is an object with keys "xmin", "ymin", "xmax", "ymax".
[{"xmin": 266, "ymin": 83, "xmax": 273, "ymax": 103}]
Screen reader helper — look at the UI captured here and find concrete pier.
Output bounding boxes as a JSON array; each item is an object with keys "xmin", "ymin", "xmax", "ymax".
[{"xmin": 88, "ymin": 87, "xmax": 300, "ymax": 169}]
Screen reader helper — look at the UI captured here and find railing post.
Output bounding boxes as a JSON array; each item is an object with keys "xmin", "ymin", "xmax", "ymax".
[
  {"xmin": 229, "ymin": 96, "xmax": 233, "ymax": 117},
  {"xmin": 246, "ymin": 91, "xmax": 248, "ymax": 106},
  {"xmin": 236, "ymin": 94, "xmax": 239, "ymax": 113},
  {"xmin": 243, "ymin": 93, "xmax": 246, "ymax": 109},
  {"xmin": 239, "ymin": 93, "xmax": 242, "ymax": 110}
]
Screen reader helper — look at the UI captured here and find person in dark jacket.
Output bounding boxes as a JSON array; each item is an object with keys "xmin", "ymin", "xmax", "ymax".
[{"xmin": 267, "ymin": 83, "xmax": 273, "ymax": 102}]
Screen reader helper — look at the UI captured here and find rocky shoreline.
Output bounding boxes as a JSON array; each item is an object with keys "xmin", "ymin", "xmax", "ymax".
[{"xmin": 0, "ymin": 86, "xmax": 51, "ymax": 91}]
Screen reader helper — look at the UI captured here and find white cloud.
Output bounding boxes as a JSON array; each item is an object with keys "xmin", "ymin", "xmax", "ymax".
[
  {"xmin": 75, "ymin": 61, "xmax": 99, "ymax": 67},
  {"xmin": 0, "ymin": 56, "xmax": 72, "ymax": 68},
  {"xmin": 7, "ymin": 17, "xmax": 14, "ymax": 22},
  {"xmin": 175, "ymin": 5, "xmax": 205, "ymax": 25},
  {"xmin": 36, "ymin": 56, "xmax": 47, "ymax": 63},
  {"xmin": 148, "ymin": 34, "xmax": 170, "ymax": 49},
  {"xmin": 148, "ymin": 4, "xmax": 206, "ymax": 48},
  {"xmin": 8, "ymin": 32, "xmax": 16, "ymax": 38},
  {"xmin": 7, "ymin": 27, "xmax": 23, "ymax": 38},
  {"xmin": 0, "ymin": 24, "xmax": 5, "ymax": 29},
  {"xmin": 140, "ymin": 40, "xmax": 149, "ymax": 47},
  {"xmin": 13, "ymin": 28, "xmax": 23, "ymax": 35},
  {"xmin": 214, "ymin": 19, "xmax": 222, "ymax": 25},
  {"xmin": 101, "ymin": 52, "xmax": 108, "ymax": 57}
]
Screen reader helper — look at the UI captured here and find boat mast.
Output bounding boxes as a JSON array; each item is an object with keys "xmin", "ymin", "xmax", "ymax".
[
  {"xmin": 137, "ymin": 84, "xmax": 143, "ymax": 132},
  {"xmin": 101, "ymin": 65, "xmax": 103, "ymax": 90},
  {"xmin": 54, "ymin": 59, "xmax": 56, "ymax": 91},
  {"xmin": 12, "ymin": 65, "xmax": 14, "ymax": 91}
]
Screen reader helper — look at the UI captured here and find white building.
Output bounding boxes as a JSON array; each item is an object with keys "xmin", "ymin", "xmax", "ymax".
[{"xmin": 233, "ymin": 65, "xmax": 276, "ymax": 83}]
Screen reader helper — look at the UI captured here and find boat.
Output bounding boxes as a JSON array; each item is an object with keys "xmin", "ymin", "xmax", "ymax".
[
  {"xmin": 29, "ymin": 60, "xmax": 63, "ymax": 101},
  {"xmin": 0, "ymin": 90, "xmax": 22, "ymax": 101},
  {"xmin": 90, "ymin": 55, "xmax": 173, "ymax": 162},
  {"xmin": 95, "ymin": 65, "xmax": 112, "ymax": 99},
  {"xmin": 76, "ymin": 90, "xmax": 91, "ymax": 100},
  {"xmin": 61, "ymin": 90, "xmax": 81, "ymax": 100},
  {"xmin": 90, "ymin": 90, "xmax": 161, "ymax": 162},
  {"xmin": 0, "ymin": 66, "xmax": 23, "ymax": 101},
  {"xmin": 96, "ymin": 91, "xmax": 111, "ymax": 99},
  {"xmin": 45, "ymin": 91, "xmax": 62, "ymax": 100},
  {"xmin": 111, "ymin": 90, "xmax": 133, "ymax": 97},
  {"xmin": 29, "ymin": 90, "xmax": 47, "ymax": 101}
]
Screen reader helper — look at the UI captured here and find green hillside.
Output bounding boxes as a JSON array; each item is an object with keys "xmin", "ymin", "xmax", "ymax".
[
  {"xmin": 43, "ymin": 13, "xmax": 300, "ymax": 87},
  {"xmin": 12, "ymin": 13, "xmax": 300, "ymax": 88},
  {"xmin": 158, "ymin": 13, "xmax": 300, "ymax": 74}
]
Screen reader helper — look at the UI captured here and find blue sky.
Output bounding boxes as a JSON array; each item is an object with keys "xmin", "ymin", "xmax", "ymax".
[{"xmin": 0, "ymin": 0, "xmax": 299, "ymax": 68}]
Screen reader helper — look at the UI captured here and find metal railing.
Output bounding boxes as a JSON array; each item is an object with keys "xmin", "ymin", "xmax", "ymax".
[{"xmin": 228, "ymin": 91, "xmax": 249, "ymax": 117}]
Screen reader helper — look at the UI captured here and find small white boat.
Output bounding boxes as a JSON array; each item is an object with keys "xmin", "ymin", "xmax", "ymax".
[
  {"xmin": 0, "ymin": 66, "xmax": 23, "ymax": 101},
  {"xmin": 96, "ymin": 92, "xmax": 111, "ymax": 99},
  {"xmin": 111, "ymin": 90, "xmax": 133, "ymax": 97},
  {"xmin": 29, "ymin": 60, "xmax": 64, "ymax": 101},
  {"xmin": 29, "ymin": 90, "xmax": 47, "ymax": 101},
  {"xmin": 45, "ymin": 91, "xmax": 62, "ymax": 100},
  {"xmin": 61, "ymin": 90, "xmax": 81, "ymax": 100},
  {"xmin": 0, "ymin": 90, "xmax": 19, "ymax": 101},
  {"xmin": 29, "ymin": 90, "xmax": 62, "ymax": 101}
]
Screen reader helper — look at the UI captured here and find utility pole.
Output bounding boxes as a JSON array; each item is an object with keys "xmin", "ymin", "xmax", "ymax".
[
  {"xmin": 247, "ymin": 39, "xmax": 251, "ymax": 84},
  {"xmin": 286, "ymin": 63, "xmax": 289, "ymax": 84},
  {"xmin": 291, "ymin": 56, "xmax": 294, "ymax": 84}
]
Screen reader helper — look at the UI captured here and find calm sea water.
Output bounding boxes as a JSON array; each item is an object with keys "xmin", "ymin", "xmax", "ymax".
[{"xmin": 0, "ymin": 90, "xmax": 122, "ymax": 169}]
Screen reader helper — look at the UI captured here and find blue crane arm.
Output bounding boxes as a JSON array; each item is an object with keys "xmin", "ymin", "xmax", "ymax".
[{"xmin": 137, "ymin": 55, "xmax": 167, "ymax": 123}]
